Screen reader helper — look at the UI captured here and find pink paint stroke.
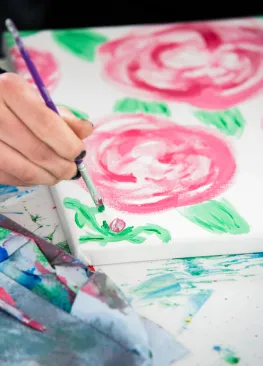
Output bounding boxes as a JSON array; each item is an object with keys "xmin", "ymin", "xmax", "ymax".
[
  {"xmin": 81, "ymin": 113, "xmax": 236, "ymax": 214},
  {"xmin": 10, "ymin": 47, "xmax": 60, "ymax": 93},
  {"xmin": 99, "ymin": 20, "xmax": 263, "ymax": 110},
  {"xmin": 0, "ymin": 287, "xmax": 16, "ymax": 306}
]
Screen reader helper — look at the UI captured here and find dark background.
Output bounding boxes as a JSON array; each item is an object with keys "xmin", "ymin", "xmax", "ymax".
[{"xmin": 1, "ymin": 1, "xmax": 263, "ymax": 55}]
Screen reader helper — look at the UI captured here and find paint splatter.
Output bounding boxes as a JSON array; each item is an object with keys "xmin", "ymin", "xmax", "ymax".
[
  {"xmin": 64, "ymin": 197, "xmax": 171, "ymax": 246},
  {"xmin": 213, "ymin": 346, "xmax": 240, "ymax": 364},
  {"xmin": 114, "ymin": 98, "xmax": 171, "ymax": 117},
  {"xmin": 24, "ymin": 208, "xmax": 43, "ymax": 228},
  {"xmin": 194, "ymin": 108, "xmax": 246, "ymax": 137},
  {"xmin": 44, "ymin": 226, "xmax": 57, "ymax": 243},
  {"xmin": 10, "ymin": 47, "xmax": 60, "ymax": 93},
  {"xmin": 132, "ymin": 274, "xmax": 182, "ymax": 302},
  {"xmin": 124, "ymin": 252, "xmax": 263, "ymax": 307},
  {"xmin": 178, "ymin": 199, "xmax": 250, "ymax": 234},
  {"xmin": 52, "ymin": 29, "xmax": 108, "ymax": 62},
  {"xmin": 99, "ymin": 21, "xmax": 263, "ymax": 110},
  {"xmin": 83, "ymin": 113, "xmax": 236, "ymax": 214}
]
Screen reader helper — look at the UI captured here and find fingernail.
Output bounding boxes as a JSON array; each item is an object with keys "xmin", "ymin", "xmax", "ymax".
[
  {"xmin": 81, "ymin": 119, "xmax": 94, "ymax": 128},
  {"xmin": 71, "ymin": 170, "xmax": 81, "ymax": 180},
  {"xmin": 75, "ymin": 150, "xmax": 86, "ymax": 160}
]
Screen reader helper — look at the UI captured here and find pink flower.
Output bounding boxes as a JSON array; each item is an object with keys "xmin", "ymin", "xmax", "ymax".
[
  {"xmin": 10, "ymin": 47, "xmax": 60, "ymax": 93},
  {"xmin": 99, "ymin": 20, "xmax": 263, "ymax": 110},
  {"xmin": 109, "ymin": 218, "xmax": 126, "ymax": 233},
  {"xmin": 82, "ymin": 113, "xmax": 236, "ymax": 214}
]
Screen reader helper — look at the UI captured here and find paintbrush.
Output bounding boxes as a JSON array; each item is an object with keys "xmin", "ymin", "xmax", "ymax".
[
  {"xmin": 0, "ymin": 297, "xmax": 46, "ymax": 332},
  {"xmin": 5, "ymin": 18, "xmax": 104, "ymax": 210}
]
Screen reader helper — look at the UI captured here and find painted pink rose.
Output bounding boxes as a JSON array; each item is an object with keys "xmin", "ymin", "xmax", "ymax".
[
  {"xmin": 83, "ymin": 114, "xmax": 236, "ymax": 214},
  {"xmin": 99, "ymin": 21, "xmax": 263, "ymax": 110},
  {"xmin": 10, "ymin": 47, "xmax": 60, "ymax": 92}
]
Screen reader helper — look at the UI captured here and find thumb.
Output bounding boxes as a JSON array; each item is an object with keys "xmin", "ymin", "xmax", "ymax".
[{"xmin": 57, "ymin": 105, "xmax": 94, "ymax": 140}]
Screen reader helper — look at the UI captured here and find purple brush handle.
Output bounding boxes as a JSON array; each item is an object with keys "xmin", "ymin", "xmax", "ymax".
[
  {"xmin": 15, "ymin": 37, "xmax": 59, "ymax": 114},
  {"xmin": 14, "ymin": 35, "xmax": 86, "ymax": 165}
]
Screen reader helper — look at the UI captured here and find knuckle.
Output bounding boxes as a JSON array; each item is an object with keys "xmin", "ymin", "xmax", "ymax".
[
  {"xmin": 31, "ymin": 142, "xmax": 54, "ymax": 164},
  {"xmin": 19, "ymin": 166, "xmax": 38, "ymax": 184}
]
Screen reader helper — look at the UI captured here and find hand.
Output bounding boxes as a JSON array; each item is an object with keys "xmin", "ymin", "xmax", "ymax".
[{"xmin": 0, "ymin": 72, "xmax": 93, "ymax": 187}]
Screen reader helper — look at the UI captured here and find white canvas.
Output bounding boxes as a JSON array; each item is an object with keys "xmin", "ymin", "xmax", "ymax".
[{"xmin": 4, "ymin": 17, "xmax": 263, "ymax": 265}]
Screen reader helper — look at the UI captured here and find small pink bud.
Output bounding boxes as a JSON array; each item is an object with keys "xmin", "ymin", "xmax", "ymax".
[{"xmin": 110, "ymin": 218, "xmax": 126, "ymax": 233}]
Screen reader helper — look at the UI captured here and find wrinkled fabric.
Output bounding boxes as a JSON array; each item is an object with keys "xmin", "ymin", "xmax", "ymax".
[{"xmin": 0, "ymin": 214, "xmax": 188, "ymax": 365}]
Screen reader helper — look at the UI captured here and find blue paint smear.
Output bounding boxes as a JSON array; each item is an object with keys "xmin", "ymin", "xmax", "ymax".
[
  {"xmin": 184, "ymin": 259, "xmax": 205, "ymax": 276},
  {"xmin": 213, "ymin": 345, "xmax": 221, "ymax": 352},
  {"xmin": 0, "ymin": 247, "xmax": 8, "ymax": 262},
  {"xmin": 0, "ymin": 185, "xmax": 18, "ymax": 196},
  {"xmin": 189, "ymin": 290, "xmax": 213, "ymax": 313},
  {"xmin": 134, "ymin": 274, "xmax": 181, "ymax": 300},
  {"xmin": 250, "ymin": 252, "xmax": 263, "ymax": 259},
  {"xmin": 17, "ymin": 267, "xmax": 42, "ymax": 290}
]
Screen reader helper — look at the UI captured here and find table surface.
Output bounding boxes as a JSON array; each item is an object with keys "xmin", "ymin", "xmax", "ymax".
[{"xmin": 1, "ymin": 58, "xmax": 263, "ymax": 366}]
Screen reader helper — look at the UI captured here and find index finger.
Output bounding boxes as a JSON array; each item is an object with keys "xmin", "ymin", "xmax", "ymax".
[{"xmin": 1, "ymin": 73, "xmax": 85, "ymax": 161}]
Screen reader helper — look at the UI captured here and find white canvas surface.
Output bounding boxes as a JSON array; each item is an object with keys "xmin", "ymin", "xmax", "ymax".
[{"xmin": 5, "ymin": 17, "xmax": 263, "ymax": 265}]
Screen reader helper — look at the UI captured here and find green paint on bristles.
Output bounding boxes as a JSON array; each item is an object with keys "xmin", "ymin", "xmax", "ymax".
[{"xmin": 98, "ymin": 204, "xmax": 105, "ymax": 213}]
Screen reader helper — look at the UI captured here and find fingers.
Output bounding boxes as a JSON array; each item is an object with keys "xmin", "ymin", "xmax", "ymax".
[
  {"xmin": 57, "ymin": 106, "xmax": 93, "ymax": 140},
  {"xmin": 0, "ymin": 140, "xmax": 60, "ymax": 186},
  {"xmin": 0, "ymin": 103, "xmax": 78, "ymax": 181},
  {"xmin": 0, "ymin": 170, "xmax": 34, "ymax": 187},
  {"xmin": 0, "ymin": 73, "xmax": 86, "ymax": 161}
]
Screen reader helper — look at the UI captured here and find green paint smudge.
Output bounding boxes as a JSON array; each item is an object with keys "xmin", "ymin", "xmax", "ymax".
[
  {"xmin": 224, "ymin": 354, "xmax": 240, "ymax": 364},
  {"xmin": 33, "ymin": 276, "xmax": 72, "ymax": 312},
  {"xmin": 56, "ymin": 241, "xmax": 71, "ymax": 254},
  {"xmin": 178, "ymin": 199, "xmax": 250, "ymax": 235},
  {"xmin": 0, "ymin": 228, "xmax": 11, "ymax": 241},
  {"xmin": 33, "ymin": 245, "xmax": 50, "ymax": 267},
  {"xmin": 213, "ymin": 346, "xmax": 240, "ymax": 364},
  {"xmin": 132, "ymin": 273, "xmax": 181, "ymax": 301},
  {"xmin": 52, "ymin": 29, "xmax": 108, "ymax": 62},
  {"xmin": 44, "ymin": 226, "xmax": 57, "ymax": 243},
  {"xmin": 194, "ymin": 108, "xmax": 246, "ymax": 137},
  {"xmin": 56, "ymin": 104, "xmax": 89, "ymax": 120},
  {"xmin": 114, "ymin": 97, "xmax": 171, "ymax": 117},
  {"xmin": 24, "ymin": 207, "xmax": 43, "ymax": 228},
  {"xmin": 3, "ymin": 30, "xmax": 40, "ymax": 48},
  {"xmin": 63, "ymin": 197, "xmax": 171, "ymax": 246},
  {"xmin": 123, "ymin": 252, "xmax": 263, "ymax": 307}
]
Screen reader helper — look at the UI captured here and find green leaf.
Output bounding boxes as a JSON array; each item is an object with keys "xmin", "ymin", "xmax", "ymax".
[
  {"xmin": 56, "ymin": 104, "xmax": 89, "ymax": 120},
  {"xmin": 194, "ymin": 108, "xmax": 246, "ymax": 137},
  {"xmin": 3, "ymin": 30, "xmax": 40, "ymax": 48},
  {"xmin": 128, "ymin": 224, "xmax": 172, "ymax": 243},
  {"xmin": 113, "ymin": 98, "xmax": 171, "ymax": 117},
  {"xmin": 64, "ymin": 197, "xmax": 171, "ymax": 246},
  {"xmin": 178, "ymin": 199, "xmax": 250, "ymax": 235},
  {"xmin": 75, "ymin": 212, "xmax": 86, "ymax": 229},
  {"xmin": 52, "ymin": 29, "xmax": 108, "ymax": 62}
]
